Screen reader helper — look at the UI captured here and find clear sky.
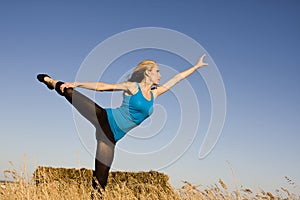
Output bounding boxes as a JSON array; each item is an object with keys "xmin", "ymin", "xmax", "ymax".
[{"xmin": 1, "ymin": 0, "xmax": 300, "ymax": 193}]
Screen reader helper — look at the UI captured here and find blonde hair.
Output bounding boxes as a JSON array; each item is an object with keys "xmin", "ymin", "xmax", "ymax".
[{"xmin": 128, "ymin": 60, "xmax": 157, "ymax": 82}]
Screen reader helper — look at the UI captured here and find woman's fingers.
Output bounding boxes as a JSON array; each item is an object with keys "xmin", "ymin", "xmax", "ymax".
[
  {"xmin": 60, "ymin": 82, "xmax": 73, "ymax": 92},
  {"xmin": 201, "ymin": 53, "xmax": 206, "ymax": 60},
  {"xmin": 197, "ymin": 54, "xmax": 208, "ymax": 67}
]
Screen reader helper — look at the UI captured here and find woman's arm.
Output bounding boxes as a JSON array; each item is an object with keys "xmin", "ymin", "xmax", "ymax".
[
  {"xmin": 61, "ymin": 81, "xmax": 137, "ymax": 93},
  {"xmin": 154, "ymin": 54, "xmax": 208, "ymax": 97}
]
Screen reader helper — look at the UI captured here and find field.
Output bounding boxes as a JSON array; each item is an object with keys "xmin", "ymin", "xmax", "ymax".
[{"xmin": 0, "ymin": 165, "xmax": 299, "ymax": 200}]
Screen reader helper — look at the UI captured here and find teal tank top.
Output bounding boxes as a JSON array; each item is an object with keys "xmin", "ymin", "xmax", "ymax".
[{"xmin": 106, "ymin": 83, "xmax": 154, "ymax": 142}]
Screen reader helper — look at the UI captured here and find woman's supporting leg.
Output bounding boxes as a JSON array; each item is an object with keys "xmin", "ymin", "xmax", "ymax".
[
  {"xmin": 62, "ymin": 86, "xmax": 116, "ymax": 192},
  {"xmin": 93, "ymin": 139, "xmax": 115, "ymax": 190}
]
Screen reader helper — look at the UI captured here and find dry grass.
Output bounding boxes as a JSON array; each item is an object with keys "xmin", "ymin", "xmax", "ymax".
[{"xmin": 1, "ymin": 164, "xmax": 299, "ymax": 200}]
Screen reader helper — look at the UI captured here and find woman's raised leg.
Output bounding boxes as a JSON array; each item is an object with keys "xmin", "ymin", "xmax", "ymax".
[
  {"xmin": 37, "ymin": 74, "xmax": 116, "ymax": 192},
  {"xmin": 37, "ymin": 74, "xmax": 104, "ymax": 128}
]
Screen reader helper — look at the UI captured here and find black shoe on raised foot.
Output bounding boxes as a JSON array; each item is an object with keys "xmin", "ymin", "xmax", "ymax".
[{"xmin": 37, "ymin": 74, "xmax": 54, "ymax": 90}]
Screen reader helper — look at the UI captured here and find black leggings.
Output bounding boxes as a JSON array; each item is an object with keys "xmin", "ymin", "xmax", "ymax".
[{"xmin": 55, "ymin": 82, "xmax": 116, "ymax": 190}]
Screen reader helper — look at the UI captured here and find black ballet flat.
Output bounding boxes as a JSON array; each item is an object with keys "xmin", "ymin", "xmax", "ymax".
[{"xmin": 37, "ymin": 74, "xmax": 54, "ymax": 90}]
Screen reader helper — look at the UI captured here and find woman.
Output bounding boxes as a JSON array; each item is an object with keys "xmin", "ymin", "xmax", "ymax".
[{"xmin": 37, "ymin": 53, "xmax": 208, "ymax": 192}]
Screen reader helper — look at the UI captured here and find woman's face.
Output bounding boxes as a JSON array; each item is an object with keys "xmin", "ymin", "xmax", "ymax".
[{"xmin": 148, "ymin": 65, "xmax": 161, "ymax": 85}]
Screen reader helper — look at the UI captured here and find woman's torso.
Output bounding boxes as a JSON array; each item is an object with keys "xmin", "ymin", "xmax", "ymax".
[{"xmin": 106, "ymin": 83, "xmax": 154, "ymax": 141}]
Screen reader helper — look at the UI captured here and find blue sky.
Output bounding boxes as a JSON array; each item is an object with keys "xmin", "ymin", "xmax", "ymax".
[{"xmin": 1, "ymin": 0, "xmax": 300, "ymax": 193}]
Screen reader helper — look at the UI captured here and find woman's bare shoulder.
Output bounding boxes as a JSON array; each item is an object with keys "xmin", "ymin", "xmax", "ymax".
[{"xmin": 124, "ymin": 81, "xmax": 138, "ymax": 95}]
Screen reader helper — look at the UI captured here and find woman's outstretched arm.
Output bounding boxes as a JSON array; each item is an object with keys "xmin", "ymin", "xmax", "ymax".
[
  {"xmin": 61, "ymin": 81, "xmax": 136, "ymax": 93},
  {"xmin": 154, "ymin": 54, "xmax": 208, "ymax": 97}
]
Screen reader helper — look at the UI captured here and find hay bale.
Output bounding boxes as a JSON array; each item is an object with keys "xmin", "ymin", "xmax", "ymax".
[
  {"xmin": 109, "ymin": 170, "xmax": 169, "ymax": 185},
  {"xmin": 33, "ymin": 166, "xmax": 177, "ymax": 198},
  {"xmin": 33, "ymin": 166, "xmax": 93, "ymax": 185},
  {"xmin": 107, "ymin": 170, "xmax": 175, "ymax": 197}
]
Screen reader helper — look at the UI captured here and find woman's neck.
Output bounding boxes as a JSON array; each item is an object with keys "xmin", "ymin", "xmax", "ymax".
[{"xmin": 140, "ymin": 79, "xmax": 153, "ymax": 91}]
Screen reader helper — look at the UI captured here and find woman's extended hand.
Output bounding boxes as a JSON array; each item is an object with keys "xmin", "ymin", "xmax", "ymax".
[
  {"xmin": 195, "ymin": 54, "xmax": 208, "ymax": 68},
  {"xmin": 60, "ymin": 82, "xmax": 76, "ymax": 91}
]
